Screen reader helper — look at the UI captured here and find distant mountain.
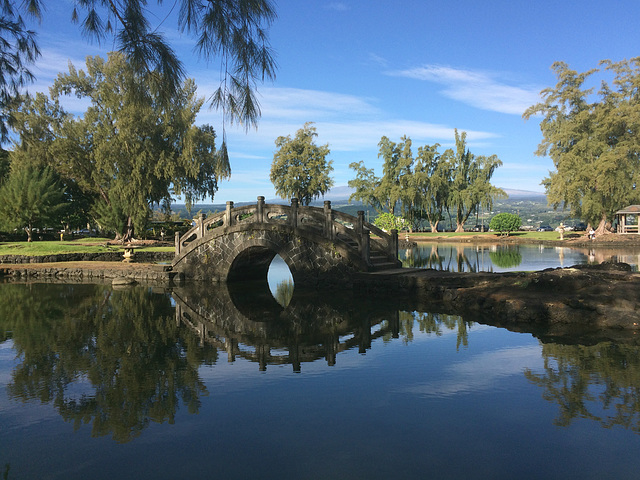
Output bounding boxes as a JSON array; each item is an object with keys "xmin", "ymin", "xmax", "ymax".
[{"xmin": 503, "ymin": 188, "xmax": 546, "ymax": 199}]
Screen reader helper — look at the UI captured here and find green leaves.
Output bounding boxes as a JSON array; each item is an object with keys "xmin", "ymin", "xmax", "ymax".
[
  {"xmin": 70, "ymin": 0, "xmax": 277, "ymax": 129},
  {"xmin": 349, "ymin": 131, "xmax": 504, "ymax": 232},
  {"xmin": 270, "ymin": 122, "xmax": 333, "ymax": 206},
  {"xmin": 0, "ymin": 164, "xmax": 67, "ymax": 240},
  {"xmin": 489, "ymin": 213, "xmax": 522, "ymax": 236},
  {"xmin": 7, "ymin": 53, "xmax": 230, "ymax": 239},
  {"xmin": 1, "ymin": 0, "xmax": 277, "ymax": 143},
  {"xmin": 373, "ymin": 212, "xmax": 408, "ymax": 232},
  {"xmin": 524, "ymin": 58, "xmax": 640, "ymax": 230},
  {"xmin": 0, "ymin": 0, "xmax": 41, "ymax": 142}
]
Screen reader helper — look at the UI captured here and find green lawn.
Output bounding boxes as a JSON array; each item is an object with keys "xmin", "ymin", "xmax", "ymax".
[{"xmin": 0, "ymin": 239, "xmax": 174, "ymax": 256}]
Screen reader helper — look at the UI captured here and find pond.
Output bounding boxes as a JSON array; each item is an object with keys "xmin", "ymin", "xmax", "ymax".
[
  {"xmin": 400, "ymin": 242, "xmax": 640, "ymax": 272},
  {"xmin": 1, "ymin": 276, "xmax": 640, "ymax": 479}
]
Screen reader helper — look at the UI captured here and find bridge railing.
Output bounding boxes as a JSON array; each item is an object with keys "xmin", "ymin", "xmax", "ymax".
[{"xmin": 175, "ymin": 196, "xmax": 398, "ymax": 265}]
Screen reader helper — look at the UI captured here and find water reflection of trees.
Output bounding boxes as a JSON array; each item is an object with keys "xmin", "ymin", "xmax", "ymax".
[
  {"xmin": 525, "ymin": 342, "xmax": 640, "ymax": 433},
  {"xmin": 401, "ymin": 244, "xmax": 497, "ymax": 272},
  {"xmin": 0, "ymin": 282, "xmax": 475, "ymax": 442},
  {"xmin": 0, "ymin": 283, "xmax": 216, "ymax": 443},
  {"xmin": 392, "ymin": 311, "xmax": 472, "ymax": 350},
  {"xmin": 489, "ymin": 247, "xmax": 522, "ymax": 268}
]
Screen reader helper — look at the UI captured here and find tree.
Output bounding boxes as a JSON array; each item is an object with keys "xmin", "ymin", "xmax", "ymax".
[
  {"xmin": 489, "ymin": 212, "xmax": 522, "ymax": 236},
  {"xmin": 10, "ymin": 53, "xmax": 230, "ymax": 240},
  {"xmin": 0, "ymin": 0, "xmax": 277, "ymax": 142},
  {"xmin": 270, "ymin": 122, "xmax": 333, "ymax": 206},
  {"xmin": 349, "ymin": 136, "xmax": 414, "ymax": 214},
  {"xmin": 0, "ymin": 164, "xmax": 67, "ymax": 241},
  {"xmin": 409, "ymin": 143, "xmax": 451, "ymax": 232},
  {"xmin": 448, "ymin": 130, "xmax": 506, "ymax": 232},
  {"xmin": 349, "ymin": 132, "xmax": 504, "ymax": 232},
  {"xmin": 524, "ymin": 59, "xmax": 640, "ymax": 234}
]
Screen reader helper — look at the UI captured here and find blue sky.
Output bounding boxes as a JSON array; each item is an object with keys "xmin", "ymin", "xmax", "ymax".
[{"xmin": 23, "ymin": 0, "xmax": 640, "ymax": 203}]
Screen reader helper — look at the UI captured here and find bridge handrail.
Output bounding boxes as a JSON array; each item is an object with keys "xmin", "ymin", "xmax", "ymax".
[{"xmin": 174, "ymin": 196, "xmax": 398, "ymax": 265}]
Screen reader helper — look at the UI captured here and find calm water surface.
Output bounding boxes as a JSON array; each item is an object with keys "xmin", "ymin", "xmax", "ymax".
[
  {"xmin": 401, "ymin": 242, "xmax": 640, "ymax": 271},
  {"xmin": 1, "ymin": 251, "xmax": 640, "ymax": 479}
]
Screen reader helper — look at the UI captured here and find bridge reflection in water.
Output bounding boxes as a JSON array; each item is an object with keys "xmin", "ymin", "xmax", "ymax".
[{"xmin": 172, "ymin": 281, "xmax": 403, "ymax": 372}]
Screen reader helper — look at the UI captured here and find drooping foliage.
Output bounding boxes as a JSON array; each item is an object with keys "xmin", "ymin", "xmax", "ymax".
[
  {"xmin": 0, "ymin": 0, "xmax": 277, "ymax": 140},
  {"xmin": 448, "ymin": 130, "xmax": 505, "ymax": 232},
  {"xmin": 524, "ymin": 58, "xmax": 640, "ymax": 232},
  {"xmin": 0, "ymin": 0, "xmax": 41, "ymax": 143},
  {"xmin": 270, "ymin": 122, "xmax": 333, "ymax": 206},
  {"xmin": 349, "ymin": 131, "xmax": 505, "ymax": 232},
  {"xmin": 349, "ymin": 136, "xmax": 413, "ymax": 215}
]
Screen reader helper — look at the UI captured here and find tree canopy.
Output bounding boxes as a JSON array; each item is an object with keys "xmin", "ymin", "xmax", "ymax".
[
  {"xmin": 270, "ymin": 122, "xmax": 333, "ymax": 206},
  {"xmin": 0, "ymin": 0, "xmax": 277, "ymax": 143},
  {"xmin": 9, "ymin": 52, "xmax": 230, "ymax": 240},
  {"xmin": 523, "ymin": 58, "xmax": 640, "ymax": 232},
  {"xmin": 348, "ymin": 136, "xmax": 413, "ymax": 215},
  {"xmin": 448, "ymin": 130, "xmax": 505, "ymax": 232}
]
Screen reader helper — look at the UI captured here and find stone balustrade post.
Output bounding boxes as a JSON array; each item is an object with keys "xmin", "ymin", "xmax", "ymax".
[
  {"xmin": 390, "ymin": 229, "xmax": 399, "ymax": 260},
  {"xmin": 362, "ymin": 227, "xmax": 370, "ymax": 264},
  {"xmin": 324, "ymin": 201, "xmax": 333, "ymax": 239},
  {"xmin": 357, "ymin": 211, "xmax": 365, "ymax": 235},
  {"xmin": 257, "ymin": 196, "xmax": 265, "ymax": 223},
  {"xmin": 175, "ymin": 231, "xmax": 181, "ymax": 256},
  {"xmin": 225, "ymin": 201, "xmax": 234, "ymax": 227},
  {"xmin": 196, "ymin": 213, "xmax": 206, "ymax": 238},
  {"xmin": 198, "ymin": 213, "xmax": 205, "ymax": 238},
  {"xmin": 175, "ymin": 302, "xmax": 182, "ymax": 327},
  {"xmin": 226, "ymin": 338, "xmax": 236, "ymax": 363},
  {"xmin": 290, "ymin": 198, "xmax": 299, "ymax": 229},
  {"xmin": 357, "ymin": 210, "xmax": 366, "ymax": 258}
]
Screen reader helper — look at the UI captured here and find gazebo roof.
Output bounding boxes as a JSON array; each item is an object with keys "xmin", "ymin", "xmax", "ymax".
[{"xmin": 615, "ymin": 205, "xmax": 640, "ymax": 215}]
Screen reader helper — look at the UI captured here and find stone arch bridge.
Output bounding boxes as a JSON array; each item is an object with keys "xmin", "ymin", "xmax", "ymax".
[{"xmin": 172, "ymin": 196, "xmax": 401, "ymax": 287}]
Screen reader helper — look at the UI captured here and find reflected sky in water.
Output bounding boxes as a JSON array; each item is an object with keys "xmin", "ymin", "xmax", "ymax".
[{"xmin": 1, "ymin": 281, "xmax": 640, "ymax": 479}]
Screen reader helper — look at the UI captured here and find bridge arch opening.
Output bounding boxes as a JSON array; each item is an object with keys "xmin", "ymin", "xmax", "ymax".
[
  {"xmin": 267, "ymin": 255, "xmax": 294, "ymax": 307},
  {"xmin": 227, "ymin": 247, "xmax": 295, "ymax": 309}
]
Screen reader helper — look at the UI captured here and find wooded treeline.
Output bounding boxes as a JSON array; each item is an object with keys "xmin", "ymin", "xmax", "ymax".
[{"xmin": 349, "ymin": 130, "xmax": 505, "ymax": 232}]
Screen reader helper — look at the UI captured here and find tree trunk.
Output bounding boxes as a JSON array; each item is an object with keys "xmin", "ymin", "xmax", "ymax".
[
  {"xmin": 595, "ymin": 215, "xmax": 609, "ymax": 236},
  {"xmin": 25, "ymin": 225, "xmax": 32, "ymax": 242},
  {"xmin": 455, "ymin": 223, "xmax": 465, "ymax": 233},
  {"xmin": 430, "ymin": 220, "xmax": 439, "ymax": 233},
  {"xmin": 122, "ymin": 216, "xmax": 134, "ymax": 243}
]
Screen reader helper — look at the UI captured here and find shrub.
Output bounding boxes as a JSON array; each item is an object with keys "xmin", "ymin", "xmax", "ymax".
[
  {"xmin": 489, "ymin": 213, "xmax": 522, "ymax": 236},
  {"xmin": 373, "ymin": 213, "xmax": 409, "ymax": 232}
]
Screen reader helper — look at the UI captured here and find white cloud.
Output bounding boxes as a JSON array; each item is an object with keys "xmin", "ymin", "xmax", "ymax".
[
  {"xmin": 326, "ymin": 2, "xmax": 349, "ymax": 12},
  {"xmin": 368, "ymin": 53, "xmax": 389, "ymax": 68},
  {"xmin": 402, "ymin": 345, "xmax": 542, "ymax": 397},
  {"xmin": 194, "ymin": 86, "xmax": 500, "ymax": 154},
  {"xmin": 389, "ymin": 64, "xmax": 542, "ymax": 115}
]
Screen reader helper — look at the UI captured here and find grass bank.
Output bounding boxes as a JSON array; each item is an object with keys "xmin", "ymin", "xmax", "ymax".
[{"xmin": 0, "ymin": 239, "xmax": 174, "ymax": 256}]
